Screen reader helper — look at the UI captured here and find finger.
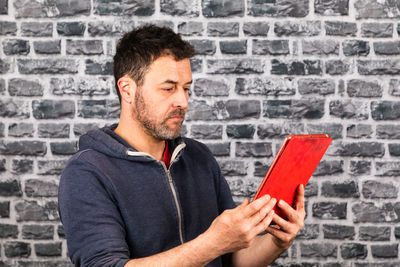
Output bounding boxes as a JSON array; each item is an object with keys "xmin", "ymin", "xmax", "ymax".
[
  {"xmin": 270, "ymin": 212, "xmax": 291, "ymax": 233},
  {"xmin": 244, "ymin": 194, "xmax": 271, "ymax": 217},
  {"xmin": 252, "ymin": 210, "xmax": 275, "ymax": 236},
  {"xmin": 276, "ymin": 199, "xmax": 300, "ymax": 223},
  {"xmin": 295, "ymin": 184, "xmax": 305, "ymax": 211},
  {"xmin": 250, "ymin": 197, "xmax": 276, "ymax": 225},
  {"xmin": 265, "ymin": 224, "xmax": 288, "ymax": 241},
  {"xmin": 238, "ymin": 198, "xmax": 250, "ymax": 209}
]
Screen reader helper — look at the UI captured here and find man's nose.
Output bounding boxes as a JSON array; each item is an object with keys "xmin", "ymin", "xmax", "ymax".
[{"xmin": 173, "ymin": 88, "xmax": 189, "ymax": 109}]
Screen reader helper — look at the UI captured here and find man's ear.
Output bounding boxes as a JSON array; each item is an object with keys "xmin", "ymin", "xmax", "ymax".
[{"xmin": 117, "ymin": 75, "xmax": 136, "ymax": 105}]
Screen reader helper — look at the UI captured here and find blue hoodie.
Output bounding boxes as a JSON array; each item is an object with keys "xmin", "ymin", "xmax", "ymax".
[{"xmin": 58, "ymin": 124, "xmax": 235, "ymax": 267}]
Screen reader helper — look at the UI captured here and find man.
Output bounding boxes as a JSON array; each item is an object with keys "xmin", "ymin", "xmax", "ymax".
[{"xmin": 58, "ymin": 24, "xmax": 305, "ymax": 267}]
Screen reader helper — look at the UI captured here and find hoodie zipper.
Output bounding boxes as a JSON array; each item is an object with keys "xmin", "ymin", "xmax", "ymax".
[{"xmin": 126, "ymin": 142, "xmax": 186, "ymax": 244}]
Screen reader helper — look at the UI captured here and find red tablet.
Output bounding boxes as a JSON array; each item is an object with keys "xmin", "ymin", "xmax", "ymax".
[{"xmin": 252, "ymin": 134, "xmax": 332, "ymax": 218}]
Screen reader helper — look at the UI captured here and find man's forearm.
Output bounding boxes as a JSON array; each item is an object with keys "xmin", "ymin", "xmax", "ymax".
[
  {"xmin": 124, "ymin": 232, "xmax": 222, "ymax": 267},
  {"xmin": 232, "ymin": 233, "xmax": 286, "ymax": 267}
]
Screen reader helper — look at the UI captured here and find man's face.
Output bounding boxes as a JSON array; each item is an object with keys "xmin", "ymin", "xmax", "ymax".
[{"xmin": 132, "ymin": 56, "xmax": 192, "ymax": 140}]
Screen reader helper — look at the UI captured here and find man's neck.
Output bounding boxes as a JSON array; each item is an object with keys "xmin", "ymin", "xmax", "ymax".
[{"xmin": 114, "ymin": 119, "xmax": 165, "ymax": 161}]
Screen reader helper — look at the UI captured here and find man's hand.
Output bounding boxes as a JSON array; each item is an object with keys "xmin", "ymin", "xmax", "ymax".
[
  {"xmin": 266, "ymin": 184, "xmax": 306, "ymax": 250},
  {"xmin": 203, "ymin": 194, "xmax": 277, "ymax": 255}
]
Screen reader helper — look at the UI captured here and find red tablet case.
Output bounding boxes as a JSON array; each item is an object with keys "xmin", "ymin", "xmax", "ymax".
[{"xmin": 252, "ymin": 134, "xmax": 332, "ymax": 218}]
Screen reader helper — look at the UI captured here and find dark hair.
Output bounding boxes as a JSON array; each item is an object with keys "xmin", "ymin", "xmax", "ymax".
[{"xmin": 113, "ymin": 24, "xmax": 195, "ymax": 103}]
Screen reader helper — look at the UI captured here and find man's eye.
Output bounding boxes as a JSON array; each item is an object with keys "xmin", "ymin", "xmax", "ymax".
[
  {"xmin": 163, "ymin": 88, "xmax": 173, "ymax": 91},
  {"xmin": 184, "ymin": 87, "xmax": 191, "ymax": 92}
]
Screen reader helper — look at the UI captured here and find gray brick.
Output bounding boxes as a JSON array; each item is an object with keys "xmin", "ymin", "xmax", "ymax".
[
  {"xmin": 374, "ymin": 41, "xmax": 400, "ymax": 55},
  {"xmin": 355, "ymin": 0, "xmax": 400, "ymax": 19},
  {"xmin": 8, "ymin": 123, "xmax": 34, "ymax": 137},
  {"xmin": 389, "ymin": 79, "xmax": 400, "ymax": 96},
  {"xmin": 0, "ymin": 0, "xmax": 7, "ymax": 14},
  {"xmin": 340, "ymin": 243, "xmax": 367, "ymax": 259},
  {"xmin": 248, "ymin": 0, "xmax": 308, "ymax": 17},
  {"xmin": 8, "ymin": 78, "xmax": 43, "ymax": 96},
  {"xmin": 73, "ymin": 123, "xmax": 100, "ymax": 137},
  {"xmin": 25, "ymin": 179, "xmax": 58, "ymax": 197},
  {"xmin": 207, "ymin": 22, "xmax": 239, "ymax": 37},
  {"xmin": 346, "ymin": 124, "xmax": 373, "ymax": 139},
  {"xmin": 271, "ymin": 59, "xmax": 322, "ymax": 75},
  {"xmin": 51, "ymin": 77, "xmax": 111, "ymax": 96},
  {"xmin": 193, "ymin": 78, "xmax": 229, "ymax": 97},
  {"xmin": 226, "ymin": 125, "xmax": 255, "ymax": 139},
  {"xmin": 0, "ymin": 123, "xmax": 3, "ymax": 137},
  {"xmin": 235, "ymin": 77, "xmax": 295, "ymax": 96},
  {"xmin": 178, "ymin": 22, "xmax": 203, "ymax": 36},
  {"xmin": 0, "ymin": 21, "xmax": 17, "ymax": 35},
  {"xmin": 14, "ymin": 0, "xmax": 90, "ymax": 18},
  {"xmin": 223, "ymin": 100, "xmax": 261, "ymax": 120},
  {"xmin": 88, "ymin": 21, "xmax": 132, "ymax": 37},
  {"xmin": 50, "ymin": 141, "xmax": 78, "ymax": 155},
  {"xmin": 0, "ymin": 224, "xmax": 18, "ymax": 238},
  {"xmin": 305, "ymin": 123, "xmax": 343, "ymax": 139},
  {"xmin": 35, "ymin": 242, "xmax": 62, "ymax": 257},
  {"xmin": 18, "ymin": 59, "xmax": 78, "ymax": 74},
  {"xmin": 300, "ymin": 242, "xmax": 337, "ymax": 258},
  {"xmin": 396, "ymin": 227, "xmax": 400, "ymax": 239},
  {"xmin": 17, "ymin": 261, "xmax": 74, "ymax": 267},
  {"xmin": 352, "ymin": 202, "xmax": 400, "ymax": 223},
  {"xmin": 359, "ymin": 226, "xmax": 391, "ymax": 241},
  {"xmin": 264, "ymin": 99, "xmax": 324, "ymax": 119},
  {"xmin": 257, "ymin": 123, "xmax": 304, "ymax": 139},
  {"xmin": 202, "ymin": 0, "xmax": 244, "ymax": 17},
  {"xmin": 0, "ymin": 58, "xmax": 12, "ymax": 74},
  {"xmin": 376, "ymin": 125, "xmax": 400, "ymax": 139},
  {"xmin": 85, "ymin": 59, "xmax": 113, "ymax": 75},
  {"xmin": 12, "ymin": 159, "xmax": 33, "ymax": 174},
  {"xmin": 0, "ymin": 99, "xmax": 30, "ymax": 118},
  {"xmin": 191, "ymin": 125, "xmax": 222, "ymax": 139},
  {"xmin": 302, "ymin": 40, "xmax": 339, "ymax": 56},
  {"xmin": 329, "ymin": 99, "xmax": 369, "ymax": 120},
  {"xmin": 243, "ymin": 22, "xmax": 269, "ymax": 36},
  {"xmin": 57, "ymin": 225, "xmax": 65, "ymax": 239},
  {"xmin": 389, "ymin": 144, "xmax": 400, "ymax": 156},
  {"xmin": 274, "ymin": 21, "xmax": 321, "ymax": 37},
  {"xmin": 219, "ymin": 160, "xmax": 247, "ymax": 176},
  {"xmin": 207, "ymin": 58, "xmax": 264, "ymax": 74},
  {"xmin": 32, "ymin": 100, "xmax": 75, "ymax": 119},
  {"xmin": 78, "ymin": 100, "xmax": 119, "ymax": 119},
  {"xmin": 0, "ymin": 141, "xmax": 46, "ymax": 156},
  {"xmin": 312, "ymin": 202, "xmax": 347, "ymax": 219},
  {"xmin": 349, "ymin": 160, "xmax": 371, "ymax": 175},
  {"xmin": 57, "ymin": 22, "xmax": 86, "ymax": 36},
  {"xmin": 21, "ymin": 22, "xmax": 52, "ymax": 37},
  {"xmin": 328, "ymin": 141, "xmax": 384, "ymax": 157},
  {"xmin": 253, "ymin": 161, "xmax": 269, "ymax": 177},
  {"xmin": 371, "ymin": 244, "xmax": 398, "ymax": 258},
  {"xmin": 297, "ymin": 224, "xmax": 319, "ymax": 240},
  {"xmin": 325, "ymin": 21, "xmax": 357, "ymax": 36},
  {"xmin": 361, "ymin": 23, "xmax": 393, "ymax": 38},
  {"xmin": 38, "ymin": 123, "xmax": 70, "ymax": 138},
  {"xmin": 252, "ymin": 40, "xmax": 289, "ymax": 55},
  {"xmin": 354, "ymin": 263, "xmax": 400, "ymax": 267},
  {"xmin": 136, "ymin": 20, "xmax": 174, "ymax": 30},
  {"xmin": 0, "ymin": 201, "xmax": 10, "ymax": 218},
  {"xmin": 321, "ymin": 180, "xmax": 359, "ymax": 198},
  {"xmin": 347, "ymin": 79, "xmax": 382, "ymax": 97},
  {"xmin": 298, "ymin": 78, "xmax": 335, "ymax": 95},
  {"xmin": 189, "ymin": 40, "xmax": 216, "ymax": 55},
  {"xmin": 323, "ymin": 225, "xmax": 355, "ymax": 240},
  {"xmin": 371, "ymin": 101, "xmax": 400, "ymax": 120},
  {"xmin": 0, "ymin": 158, "xmax": 5, "ymax": 172},
  {"xmin": 376, "ymin": 161, "xmax": 400, "ymax": 176},
  {"xmin": 4, "ymin": 242, "xmax": 31, "ymax": 258},
  {"xmin": 0, "ymin": 79, "xmax": 4, "ymax": 95},
  {"xmin": 226, "ymin": 177, "xmax": 259, "ymax": 198},
  {"xmin": 66, "ymin": 40, "xmax": 103, "ymax": 55},
  {"xmin": 313, "ymin": 160, "xmax": 344, "ymax": 176},
  {"xmin": 15, "ymin": 200, "xmax": 59, "ymax": 222},
  {"xmin": 22, "ymin": 225, "xmax": 54, "ymax": 240},
  {"xmin": 190, "ymin": 58, "xmax": 202, "ymax": 73},
  {"xmin": 38, "ymin": 160, "xmax": 67, "ymax": 175},
  {"xmin": 315, "ymin": 0, "xmax": 348, "ymax": 15},
  {"xmin": 358, "ymin": 60, "xmax": 400, "ymax": 75},
  {"xmin": 235, "ymin": 142, "xmax": 272, "ymax": 157},
  {"xmin": 33, "ymin": 40, "xmax": 61, "ymax": 54},
  {"xmin": 220, "ymin": 40, "xmax": 247, "ymax": 54},
  {"xmin": 3, "ymin": 39, "xmax": 30, "ymax": 55},
  {"xmin": 186, "ymin": 100, "xmax": 217, "ymax": 121},
  {"xmin": 94, "ymin": 0, "xmax": 154, "ymax": 16},
  {"xmin": 343, "ymin": 40, "xmax": 370, "ymax": 56},
  {"xmin": 205, "ymin": 142, "xmax": 230, "ymax": 157},
  {"xmin": 0, "ymin": 180, "xmax": 22, "ymax": 197}
]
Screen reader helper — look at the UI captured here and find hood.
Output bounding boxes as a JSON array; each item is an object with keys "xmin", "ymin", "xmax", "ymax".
[{"xmin": 78, "ymin": 123, "xmax": 185, "ymax": 162}]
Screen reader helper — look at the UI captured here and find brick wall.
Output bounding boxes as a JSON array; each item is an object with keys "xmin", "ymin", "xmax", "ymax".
[{"xmin": 1, "ymin": 0, "xmax": 400, "ymax": 265}]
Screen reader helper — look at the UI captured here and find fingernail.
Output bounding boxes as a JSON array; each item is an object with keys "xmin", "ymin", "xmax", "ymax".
[
  {"xmin": 264, "ymin": 194, "xmax": 271, "ymax": 201},
  {"xmin": 278, "ymin": 199, "xmax": 284, "ymax": 206},
  {"xmin": 272, "ymin": 198, "xmax": 277, "ymax": 205}
]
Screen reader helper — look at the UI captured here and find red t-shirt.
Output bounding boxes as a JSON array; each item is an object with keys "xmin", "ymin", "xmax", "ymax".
[{"xmin": 162, "ymin": 141, "xmax": 171, "ymax": 168}]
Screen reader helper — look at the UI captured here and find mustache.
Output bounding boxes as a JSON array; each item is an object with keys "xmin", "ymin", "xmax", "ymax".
[{"xmin": 166, "ymin": 109, "xmax": 186, "ymax": 119}]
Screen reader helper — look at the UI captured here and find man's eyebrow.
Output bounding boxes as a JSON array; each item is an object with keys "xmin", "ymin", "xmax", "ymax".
[{"xmin": 160, "ymin": 79, "xmax": 193, "ymax": 85}]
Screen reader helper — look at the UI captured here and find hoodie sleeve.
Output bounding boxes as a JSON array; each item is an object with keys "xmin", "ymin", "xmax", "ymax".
[{"xmin": 58, "ymin": 157, "xmax": 131, "ymax": 267}]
